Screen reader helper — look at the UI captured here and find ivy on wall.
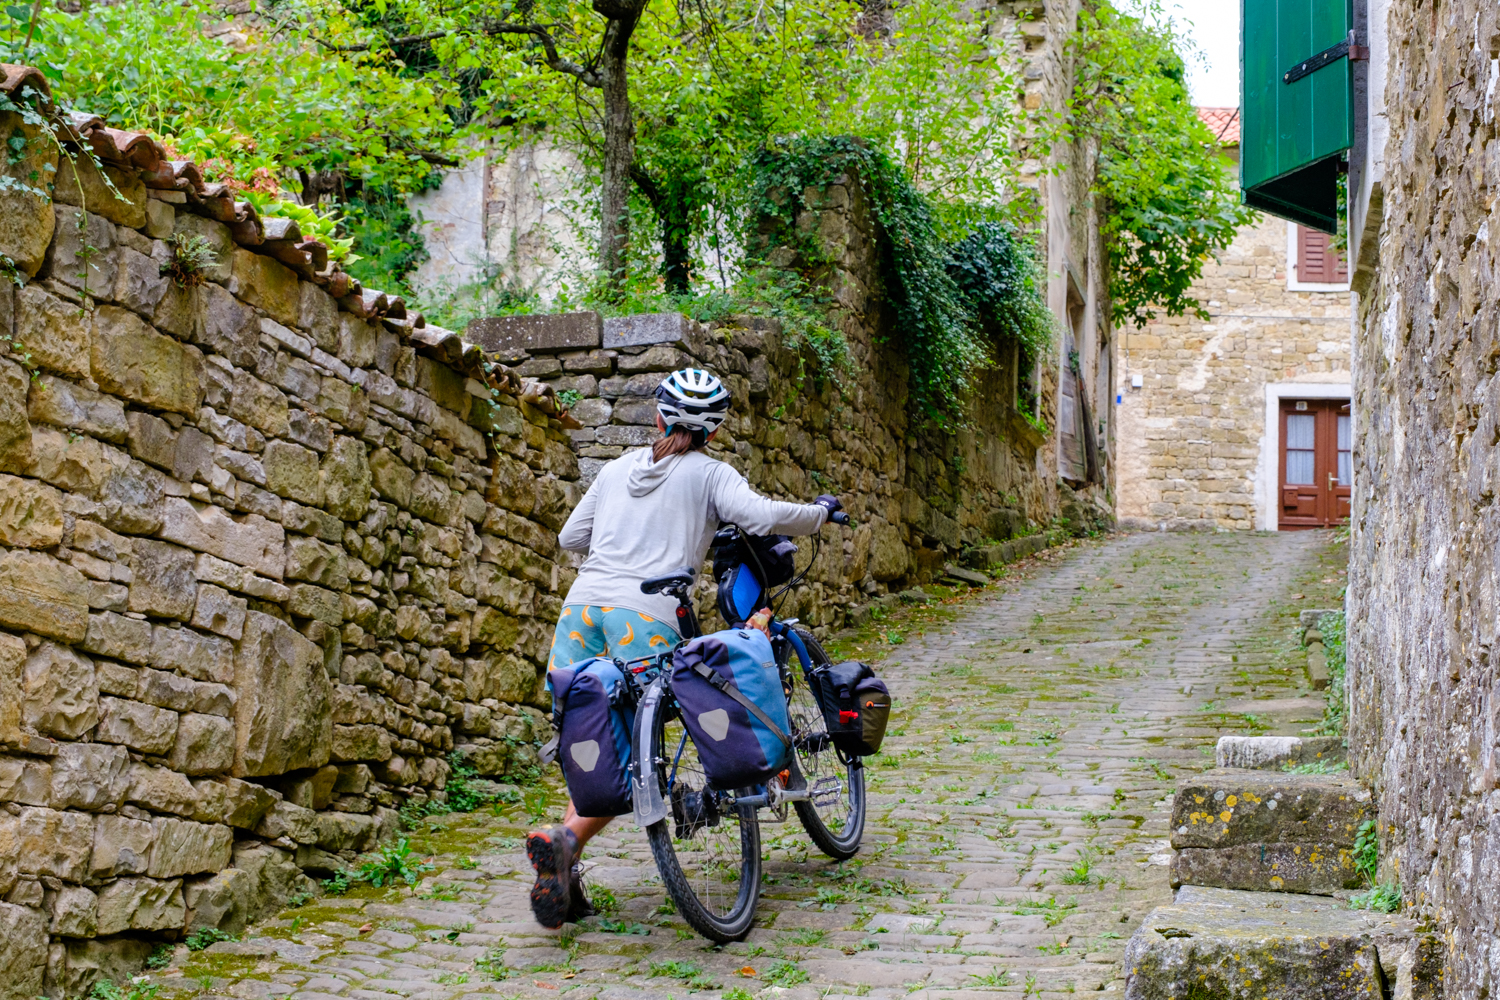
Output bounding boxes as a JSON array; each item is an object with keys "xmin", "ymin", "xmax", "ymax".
[{"xmin": 746, "ymin": 136, "xmax": 1051, "ymax": 429}]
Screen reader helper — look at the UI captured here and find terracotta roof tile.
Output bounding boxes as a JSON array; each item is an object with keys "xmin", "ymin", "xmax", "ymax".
[{"xmin": 1198, "ymin": 106, "xmax": 1240, "ymax": 145}]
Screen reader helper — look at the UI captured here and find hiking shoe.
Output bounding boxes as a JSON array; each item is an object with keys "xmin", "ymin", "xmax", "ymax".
[
  {"xmin": 565, "ymin": 863, "xmax": 596, "ymax": 923},
  {"xmin": 526, "ymin": 827, "xmax": 576, "ymax": 929}
]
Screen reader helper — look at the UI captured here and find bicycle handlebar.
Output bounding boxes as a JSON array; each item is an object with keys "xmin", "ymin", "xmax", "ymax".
[{"xmin": 829, "ymin": 510, "xmax": 850, "ymax": 526}]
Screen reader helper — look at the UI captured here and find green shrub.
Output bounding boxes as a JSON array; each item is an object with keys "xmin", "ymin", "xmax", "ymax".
[
  {"xmin": 183, "ymin": 927, "xmax": 236, "ymax": 951},
  {"xmin": 357, "ymin": 837, "xmax": 435, "ymax": 888}
]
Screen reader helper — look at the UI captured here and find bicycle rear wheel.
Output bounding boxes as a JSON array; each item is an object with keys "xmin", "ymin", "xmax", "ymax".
[
  {"xmin": 644, "ymin": 697, "xmax": 762, "ymax": 942},
  {"xmin": 789, "ymin": 630, "xmax": 866, "ymax": 860}
]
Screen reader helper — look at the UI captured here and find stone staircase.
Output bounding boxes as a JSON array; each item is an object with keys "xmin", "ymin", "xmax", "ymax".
[{"xmin": 1123, "ymin": 736, "xmax": 1442, "ymax": 1000}]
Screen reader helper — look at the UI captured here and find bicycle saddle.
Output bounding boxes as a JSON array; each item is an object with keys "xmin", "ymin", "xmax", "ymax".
[{"xmin": 640, "ymin": 567, "xmax": 696, "ymax": 594}]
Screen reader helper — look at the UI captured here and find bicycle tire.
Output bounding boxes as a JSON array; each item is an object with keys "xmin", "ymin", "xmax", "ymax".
[
  {"xmin": 789, "ymin": 630, "xmax": 866, "ymax": 860},
  {"xmin": 644, "ymin": 690, "xmax": 762, "ymax": 942}
]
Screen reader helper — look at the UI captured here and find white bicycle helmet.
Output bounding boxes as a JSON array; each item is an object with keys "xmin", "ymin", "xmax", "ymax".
[{"xmin": 655, "ymin": 367, "xmax": 731, "ymax": 441}]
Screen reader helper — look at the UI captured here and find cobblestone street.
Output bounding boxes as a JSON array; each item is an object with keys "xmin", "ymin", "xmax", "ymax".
[{"xmin": 161, "ymin": 530, "xmax": 1343, "ymax": 1000}]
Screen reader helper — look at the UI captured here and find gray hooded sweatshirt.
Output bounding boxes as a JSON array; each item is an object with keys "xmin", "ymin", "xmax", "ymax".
[{"xmin": 557, "ymin": 448, "xmax": 828, "ymax": 625}]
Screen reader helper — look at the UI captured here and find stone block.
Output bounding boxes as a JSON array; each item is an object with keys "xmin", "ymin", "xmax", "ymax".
[
  {"xmin": 264, "ymin": 439, "xmax": 321, "ymax": 505},
  {"xmin": 0, "ymin": 358, "xmax": 31, "ymax": 474},
  {"xmin": 126, "ymin": 761, "xmax": 198, "ymax": 818},
  {"xmin": 299, "ymin": 283, "xmax": 339, "ymax": 352},
  {"xmin": 182, "ymin": 867, "xmax": 255, "ymax": 935},
  {"xmin": 193, "ymin": 583, "xmax": 248, "ymax": 639},
  {"xmin": 128, "ymin": 538, "xmax": 198, "ymax": 620},
  {"xmin": 14, "ymin": 807, "xmax": 94, "ymax": 881},
  {"xmin": 94, "ymin": 876, "xmax": 185, "ymax": 935},
  {"xmin": 233, "ymin": 611, "xmax": 332, "ymax": 777},
  {"xmin": 0, "ymin": 756, "xmax": 50, "ymax": 807},
  {"xmin": 0, "ymin": 900, "xmax": 47, "ymax": 1000},
  {"xmin": 148, "ymin": 816, "xmax": 233, "ymax": 878},
  {"xmin": 96, "ymin": 696, "xmax": 178, "ymax": 754},
  {"xmin": 1171, "ymin": 842, "xmax": 1361, "ymax": 894},
  {"xmin": 1123, "ymin": 886, "xmax": 1408, "ymax": 1000},
  {"xmin": 44, "ymin": 207, "xmax": 116, "ymax": 296},
  {"xmin": 230, "ymin": 369, "xmax": 290, "ymax": 437},
  {"xmin": 0, "ymin": 632, "xmax": 21, "ymax": 744},
  {"xmin": 174, "ymin": 425, "xmax": 215, "ymax": 484},
  {"xmin": 138, "ymin": 667, "xmax": 198, "ymax": 712},
  {"xmin": 468, "ymin": 311, "xmax": 602, "ymax": 354},
  {"xmin": 150, "ymin": 625, "xmax": 234, "ymax": 684},
  {"xmin": 0, "ymin": 110, "xmax": 58, "ymax": 277},
  {"xmin": 125, "ymin": 408, "xmax": 176, "ymax": 469},
  {"xmin": 281, "ymin": 500, "xmax": 341, "ymax": 541},
  {"xmin": 255, "ymin": 798, "xmax": 319, "ymax": 843},
  {"xmin": 0, "ymin": 474, "xmax": 62, "ymax": 548},
  {"xmin": 169, "ymin": 713, "xmax": 235, "ymax": 776},
  {"xmin": 321, "ymin": 435, "xmax": 371, "ymax": 521},
  {"xmin": 594, "ymin": 424, "xmax": 657, "ymax": 447},
  {"xmin": 602, "ymin": 312, "xmax": 692, "ymax": 349},
  {"xmin": 89, "ymin": 814, "xmax": 157, "ymax": 878},
  {"xmin": 228, "ymin": 248, "xmax": 299, "ymax": 326},
  {"xmin": 21, "ymin": 641, "xmax": 97, "ymax": 739},
  {"xmin": 48, "ymin": 884, "xmax": 97, "ymax": 938},
  {"xmin": 15, "ymin": 284, "xmax": 90, "ymax": 379},
  {"xmin": 288, "ymin": 582, "xmax": 342, "ymax": 625},
  {"xmin": 28, "ymin": 374, "xmax": 127, "ymax": 443},
  {"xmin": 331, "ymin": 723, "xmax": 392, "ymax": 763},
  {"xmin": 157, "ymin": 497, "xmax": 285, "ymax": 578},
  {"xmin": 1215, "ymin": 735, "xmax": 1347, "ymax": 770},
  {"xmin": 869, "ymin": 522, "xmax": 909, "ymax": 581},
  {"xmin": 59, "ymin": 937, "xmax": 154, "ymax": 1000},
  {"xmin": 113, "ymin": 245, "xmax": 170, "ymax": 317},
  {"xmin": 83, "ymin": 611, "xmax": 151, "ymax": 665},
  {"xmin": 616, "ymin": 344, "xmax": 691, "ymax": 373},
  {"xmin": 199, "ymin": 281, "xmax": 259, "ymax": 365},
  {"xmin": 0, "ymin": 549, "xmax": 89, "ymax": 643},
  {"xmin": 369, "ymin": 447, "xmax": 413, "ymax": 506},
  {"xmin": 53, "ymin": 156, "xmax": 146, "ymax": 229},
  {"xmin": 285, "ymin": 535, "xmax": 348, "ymax": 590},
  {"xmin": 48, "ymin": 742, "xmax": 130, "ymax": 811},
  {"xmin": 218, "ymin": 776, "xmax": 279, "ymax": 829},
  {"xmin": 1171, "ymin": 770, "xmax": 1372, "ymax": 850},
  {"xmin": 144, "ymin": 198, "xmax": 173, "ymax": 239},
  {"xmin": 91, "ymin": 305, "xmax": 204, "ymax": 414}
]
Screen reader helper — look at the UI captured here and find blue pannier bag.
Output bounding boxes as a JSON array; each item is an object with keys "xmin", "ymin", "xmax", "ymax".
[
  {"xmin": 672, "ymin": 629, "xmax": 793, "ymax": 790},
  {"xmin": 547, "ymin": 658, "xmax": 634, "ymax": 817}
]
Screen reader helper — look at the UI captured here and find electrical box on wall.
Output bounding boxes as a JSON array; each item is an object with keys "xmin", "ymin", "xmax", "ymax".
[{"xmin": 1131, "ymin": 374, "xmax": 1144, "ymax": 389}]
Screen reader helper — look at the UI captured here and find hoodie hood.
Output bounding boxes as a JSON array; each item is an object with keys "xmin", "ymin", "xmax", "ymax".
[{"xmin": 627, "ymin": 448, "xmax": 684, "ymax": 497}]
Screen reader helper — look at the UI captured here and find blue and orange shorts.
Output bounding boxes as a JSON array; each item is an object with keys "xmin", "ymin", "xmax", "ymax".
[{"xmin": 547, "ymin": 605, "xmax": 681, "ymax": 672}]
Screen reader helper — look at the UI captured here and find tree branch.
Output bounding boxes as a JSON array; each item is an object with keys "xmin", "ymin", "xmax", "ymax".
[{"xmin": 315, "ymin": 21, "xmax": 604, "ymax": 87}]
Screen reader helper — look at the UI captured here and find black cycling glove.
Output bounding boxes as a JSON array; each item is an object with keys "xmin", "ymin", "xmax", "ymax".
[{"xmin": 813, "ymin": 494, "xmax": 843, "ymax": 515}]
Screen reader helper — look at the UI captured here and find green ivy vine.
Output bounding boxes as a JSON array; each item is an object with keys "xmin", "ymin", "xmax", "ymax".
[{"xmin": 745, "ymin": 136, "xmax": 1051, "ymax": 427}]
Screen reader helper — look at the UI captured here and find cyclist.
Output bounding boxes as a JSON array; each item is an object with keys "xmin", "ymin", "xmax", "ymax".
[{"xmin": 526, "ymin": 367, "xmax": 843, "ymax": 928}]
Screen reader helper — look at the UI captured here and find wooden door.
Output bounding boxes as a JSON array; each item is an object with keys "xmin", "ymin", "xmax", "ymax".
[{"xmin": 1279, "ymin": 399, "xmax": 1351, "ymax": 529}]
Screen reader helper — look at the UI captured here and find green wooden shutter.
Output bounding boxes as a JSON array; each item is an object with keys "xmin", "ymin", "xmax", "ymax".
[{"xmin": 1241, "ymin": 0, "xmax": 1353, "ymax": 233}]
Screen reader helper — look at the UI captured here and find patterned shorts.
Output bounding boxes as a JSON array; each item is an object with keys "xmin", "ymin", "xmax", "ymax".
[{"xmin": 547, "ymin": 605, "xmax": 681, "ymax": 671}]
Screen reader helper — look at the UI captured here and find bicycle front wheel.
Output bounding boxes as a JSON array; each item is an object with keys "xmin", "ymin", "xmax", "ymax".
[
  {"xmin": 645, "ymin": 698, "xmax": 762, "ymax": 942},
  {"xmin": 790, "ymin": 630, "xmax": 866, "ymax": 860}
]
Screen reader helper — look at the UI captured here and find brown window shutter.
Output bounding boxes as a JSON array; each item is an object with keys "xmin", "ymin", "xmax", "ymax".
[{"xmin": 1297, "ymin": 225, "xmax": 1348, "ymax": 283}]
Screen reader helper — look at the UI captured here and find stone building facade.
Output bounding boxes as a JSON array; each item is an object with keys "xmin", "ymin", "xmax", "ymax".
[
  {"xmin": 1115, "ymin": 113, "xmax": 1353, "ymax": 531},
  {"xmin": 1343, "ymin": 0, "xmax": 1500, "ymax": 991}
]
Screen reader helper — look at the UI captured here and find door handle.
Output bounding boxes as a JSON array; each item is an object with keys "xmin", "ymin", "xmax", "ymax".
[{"xmin": 1328, "ymin": 473, "xmax": 1336, "ymax": 490}]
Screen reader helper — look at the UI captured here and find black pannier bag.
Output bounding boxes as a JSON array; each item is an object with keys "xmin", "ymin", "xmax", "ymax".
[{"xmin": 809, "ymin": 661, "xmax": 891, "ymax": 757}]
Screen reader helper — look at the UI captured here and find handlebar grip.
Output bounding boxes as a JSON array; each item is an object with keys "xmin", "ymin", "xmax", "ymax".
[{"xmin": 829, "ymin": 511, "xmax": 850, "ymax": 526}]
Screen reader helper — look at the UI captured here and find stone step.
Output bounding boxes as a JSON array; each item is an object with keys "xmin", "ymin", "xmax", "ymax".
[
  {"xmin": 1214, "ymin": 735, "xmax": 1346, "ymax": 770},
  {"xmin": 1124, "ymin": 886, "xmax": 1439, "ymax": 1000},
  {"xmin": 1170, "ymin": 768, "xmax": 1370, "ymax": 893}
]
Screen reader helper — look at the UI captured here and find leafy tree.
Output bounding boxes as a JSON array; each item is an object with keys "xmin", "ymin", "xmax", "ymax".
[{"xmin": 1044, "ymin": 0, "xmax": 1251, "ymax": 327}]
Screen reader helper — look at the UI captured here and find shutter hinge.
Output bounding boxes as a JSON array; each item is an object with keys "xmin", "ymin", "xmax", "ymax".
[{"xmin": 1284, "ymin": 30, "xmax": 1367, "ymax": 84}]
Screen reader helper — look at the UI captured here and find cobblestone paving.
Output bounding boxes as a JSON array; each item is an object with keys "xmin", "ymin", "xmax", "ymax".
[{"xmin": 159, "ymin": 531, "xmax": 1342, "ymax": 1000}]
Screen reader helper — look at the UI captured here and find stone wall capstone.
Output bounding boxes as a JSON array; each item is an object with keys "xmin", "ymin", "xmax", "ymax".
[{"xmin": 0, "ymin": 65, "xmax": 576, "ymax": 998}]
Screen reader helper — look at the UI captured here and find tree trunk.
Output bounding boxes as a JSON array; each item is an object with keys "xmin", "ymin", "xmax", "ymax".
[{"xmin": 597, "ymin": 11, "xmax": 642, "ymax": 297}]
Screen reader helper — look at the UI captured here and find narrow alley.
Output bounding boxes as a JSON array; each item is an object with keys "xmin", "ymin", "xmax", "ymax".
[{"xmin": 157, "ymin": 531, "xmax": 1342, "ymax": 1000}]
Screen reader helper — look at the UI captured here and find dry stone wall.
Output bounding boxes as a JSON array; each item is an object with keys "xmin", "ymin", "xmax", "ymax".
[
  {"xmin": 1346, "ymin": 1, "xmax": 1500, "ymax": 994},
  {"xmin": 0, "ymin": 69, "xmax": 577, "ymax": 998}
]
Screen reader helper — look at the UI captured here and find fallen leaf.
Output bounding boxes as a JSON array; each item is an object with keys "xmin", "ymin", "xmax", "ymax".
[
  {"xmin": 535, "ymin": 981, "xmax": 558, "ymax": 990},
  {"xmin": 358, "ymin": 923, "xmax": 373, "ymax": 934},
  {"xmin": 1293, "ymin": 594, "xmax": 1305, "ymax": 600},
  {"xmin": 562, "ymin": 973, "xmax": 577, "ymax": 980},
  {"xmin": 740, "ymin": 967, "xmax": 757, "ymax": 977}
]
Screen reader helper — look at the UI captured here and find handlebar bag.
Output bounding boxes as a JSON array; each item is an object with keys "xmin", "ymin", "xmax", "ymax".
[
  {"xmin": 810, "ymin": 661, "xmax": 892, "ymax": 757},
  {"xmin": 672, "ymin": 629, "xmax": 793, "ymax": 790},
  {"xmin": 546, "ymin": 658, "xmax": 634, "ymax": 817}
]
